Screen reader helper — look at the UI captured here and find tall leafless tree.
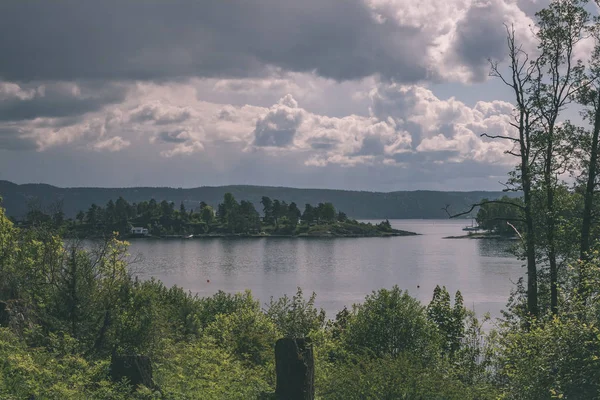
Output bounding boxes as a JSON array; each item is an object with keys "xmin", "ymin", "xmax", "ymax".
[{"xmin": 488, "ymin": 25, "xmax": 541, "ymax": 316}]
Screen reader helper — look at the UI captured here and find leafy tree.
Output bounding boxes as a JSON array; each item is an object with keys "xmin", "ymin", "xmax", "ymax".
[
  {"xmin": 576, "ymin": 13, "xmax": 600, "ymax": 290},
  {"xmin": 216, "ymin": 203, "xmax": 227, "ymax": 224},
  {"xmin": 532, "ymin": 0, "xmax": 589, "ymax": 315},
  {"xmin": 204, "ymin": 293, "xmax": 277, "ymax": 365},
  {"xmin": 272, "ymin": 199, "xmax": 283, "ymax": 227},
  {"xmin": 322, "ymin": 354, "xmax": 494, "ymax": 400},
  {"xmin": 76, "ymin": 211, "xmax": 85, "ymax": 225},
  {"xmin": 427, "ymin": 286, "xmax": 466, "ymax": 356},
  {"xmin": 337, "ymin": 211, "xmax": 348, "ymax": 222},
  {"xmin": 239, "ymin": 200, "xmax": 261, "ymax": 233},
  {"xmin": 200, "ymin": 205, "xmax": 215, "ymax": 225},
  {"xmin": 265, "ymin": 288, "xmax": 325, "ymax": 338},
  {"xmin": 260, "ymin": 196, "xmax": 273, "ymax": 225},
  {"xmin": 476, "ymin": 196, "xmax": 524, "ymax": 235},
  {"xmin": 494, "ymin": 248, "xmax": 600, "ymax": 399},
  {"xmin": 302, "ymin": 204, "xmax": 315, "ymax": 225},
  {"xmin": 154, "ymin": 338, "xmax": 271, "ymax": 399},
  {"xmin": 26, "ymin": 208, "xmax": 51, "ymax": 226},
  {"xmin": 376, "ymin": 219, "xmax": 392, "ymax": 232},
  {"xmin": 344, "ymin": 286, "xmax": 439, "ymax": 359},
  {"xmin": 287, "ymin": 202, "xmax": 301, "ymax": 228}
]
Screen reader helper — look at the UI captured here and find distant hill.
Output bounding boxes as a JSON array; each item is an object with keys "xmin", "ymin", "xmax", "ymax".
[{"xmin": 0, "ymin": 180, "xmax": 513, "ymax": 220}]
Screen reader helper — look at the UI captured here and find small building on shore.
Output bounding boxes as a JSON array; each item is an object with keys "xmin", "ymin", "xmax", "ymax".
[{"xmin": 130, "ymin": 227, "xmax": 149, "ymax": 236}]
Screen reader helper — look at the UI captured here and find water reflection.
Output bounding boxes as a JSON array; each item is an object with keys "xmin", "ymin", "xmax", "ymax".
[
  {"xmin": 123, "ymin": 220, "xmax": 523, "ymax": 318},
  {"xmin": 477, "ymin": 238, "xmax": 519, "ymax": 257}
]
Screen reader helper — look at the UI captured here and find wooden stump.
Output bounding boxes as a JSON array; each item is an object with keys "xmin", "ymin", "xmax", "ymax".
[
  {"xmin": 275, "ymin": 337, "xmax": 314, "ymax": 400},
  {"xmin": 110, "ymin": 354, "xmax": 155, "ymax": 389}
]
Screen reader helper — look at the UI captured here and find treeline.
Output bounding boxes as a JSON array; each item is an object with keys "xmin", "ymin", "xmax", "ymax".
[
  {"xmin": 19, "ymin": 193, "xmax": 396, "ymax": 237},
  {"xmin": 0, "ymin": 179, "xmax": 509, "ymax": 220},
  {"xmin": 2, "ymin": 203, "xmax": 600, "ymax": 398}
]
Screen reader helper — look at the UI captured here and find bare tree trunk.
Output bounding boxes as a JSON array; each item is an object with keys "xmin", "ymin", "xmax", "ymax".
[
  {"xmin": 544, "ymin": 132, "xmax": 559, "ymax": 314},
  {"xmin": 522, "ymin": 149, "xmax": 538, "ymax": 316},
  {"xmin": 69, "ymin": 247, "xmax": 78, "ymax": 338},
  {"xmin": 487, "ymin": 25, "xmax": 540, "ymax": 316},
  {"xmin": 580, "ymin": 91, "xmax": 600, "ymax": 262}
]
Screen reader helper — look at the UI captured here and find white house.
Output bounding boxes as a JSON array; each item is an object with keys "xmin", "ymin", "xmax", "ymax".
[{"xmin": 130, "ymin": 227, "xmax": 149, "ymax": 236}]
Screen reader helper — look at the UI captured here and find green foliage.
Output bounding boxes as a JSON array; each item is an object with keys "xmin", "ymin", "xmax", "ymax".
[
  {"xmin": 495, "ymin": 316, "xmax": 600, "ymax": 400},
  {"xmin": 344, "ymin": 286, "xmax": 440, "ymax": 359},
  {"xmin": 476, "ymin": 196, "xmax": 524, "ymax": 235},
  {"xmin": 321, "ymin": 353, "xmax": 496, "ymax": 400},
  {"xmin": 0, "ymin": 328, "xmax": 132, "ymax": 400},
  {"xmin": 265, "ymin": 288, "xmax": 326, "ymax": 338},
  {"xmin": 204, "ymin": 294, "xmax": 278, "ymax": 366},
  {"xmin": 427, "ymin": 286, "xmax": 466, "ymax": 356},
  {"xmin": 376, "ymin": 219, "xmax": 393, "ymax": 232},
  {"xmin": 154, "ymin": 338, "xmax": 271, "ymax": 399}
]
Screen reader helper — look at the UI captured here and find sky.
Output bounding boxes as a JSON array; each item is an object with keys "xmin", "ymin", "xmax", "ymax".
[{"xmin": 0, "ymin": 0, "xmax": 588, "ymax": 191}]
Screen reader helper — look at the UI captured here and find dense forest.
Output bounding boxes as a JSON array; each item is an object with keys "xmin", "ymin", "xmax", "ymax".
[
  {"xmin": 14, "ymin": 193, "xmax": 409, "ymax": 238},
  {"xmin": 0, "ymin": 179, "xmax": 508, "ymax": 220}
]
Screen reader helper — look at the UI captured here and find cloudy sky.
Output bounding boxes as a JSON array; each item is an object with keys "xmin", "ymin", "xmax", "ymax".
[{"xmin": 0, "ymin": 0, "xmax": 569, "ymax": 191}]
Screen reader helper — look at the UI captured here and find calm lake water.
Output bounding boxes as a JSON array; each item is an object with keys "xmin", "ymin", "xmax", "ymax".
[{"xmin": 126, "ymin": 219, "xmax": 523, "ymax": 319}]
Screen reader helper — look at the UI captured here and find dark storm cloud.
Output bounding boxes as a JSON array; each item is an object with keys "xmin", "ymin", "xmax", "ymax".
[
  {"xmin": 452, "ymin": 0, "xmax": 510, "ymax": 81},
  {"xmin": 0, "ymin": 0, "xmax": 427, "ymax": 83},
  {"xmin": 0, "ymin": 82, "xmax": 127, "ymax": 121}
]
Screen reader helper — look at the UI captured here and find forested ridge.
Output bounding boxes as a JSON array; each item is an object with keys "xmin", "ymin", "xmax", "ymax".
[{"xmin": 0, "ymin": 179, "xmax": 508, "ymax": 220}]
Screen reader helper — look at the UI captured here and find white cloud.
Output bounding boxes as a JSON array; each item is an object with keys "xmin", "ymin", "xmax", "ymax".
[
  {"xmin": 252, "ymin": 95, "xmax": 304, "ymax": 147},
  {"xmin": 0, "ymin": 76, "xmax": 519, "ymax": 188},
  {"xmin": 93, "ymin": 136, "xmax": 131, "ymax": 152},
  {"xmin": 160, "ymin": 141, "xmax": 204, "ymax": 157},
  {"xmin": 364, "ymin": 0, "xmax": 537, "ymax": 83},
  {"xmin": 0, "ymin": 81, "xmax": 37, "ymax": 101},
  {"xmin": 130, "ymin": 101, "xmax": 195, "ymax": 124},
  {"xmin": 19, "ymin": 79, "xmax": 517, "ymax": 168}
]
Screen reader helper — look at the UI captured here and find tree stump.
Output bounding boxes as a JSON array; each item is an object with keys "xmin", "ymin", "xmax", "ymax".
[
  {"xmin": 0, "ymin": 302, "xmax": 8, "ymax": 327},
  {"xmin": 110, "ymin": 354, "xmax": 155, "ymax": 389},
  {"xmin": 275, "ymin": 337, "xmax": 314, "ymax": 400}
]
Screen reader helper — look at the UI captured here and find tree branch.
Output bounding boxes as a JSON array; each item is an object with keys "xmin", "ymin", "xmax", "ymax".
[
  {"xmin": 442, "ymin": 199, "xmax": 525, "ymax": 219},
  {"xmin": 481, "ymin": 133, "xmax": 520, "ymax": 142}
]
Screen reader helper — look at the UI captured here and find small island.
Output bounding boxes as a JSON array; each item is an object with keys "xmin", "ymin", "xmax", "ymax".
[
  {"xmin": 443, "ymin": 196, "xmax": 521, "ymax": 240},
  {"xmin": 20, "ymin": 193, "xmax": 417, "ymax": 238}
]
